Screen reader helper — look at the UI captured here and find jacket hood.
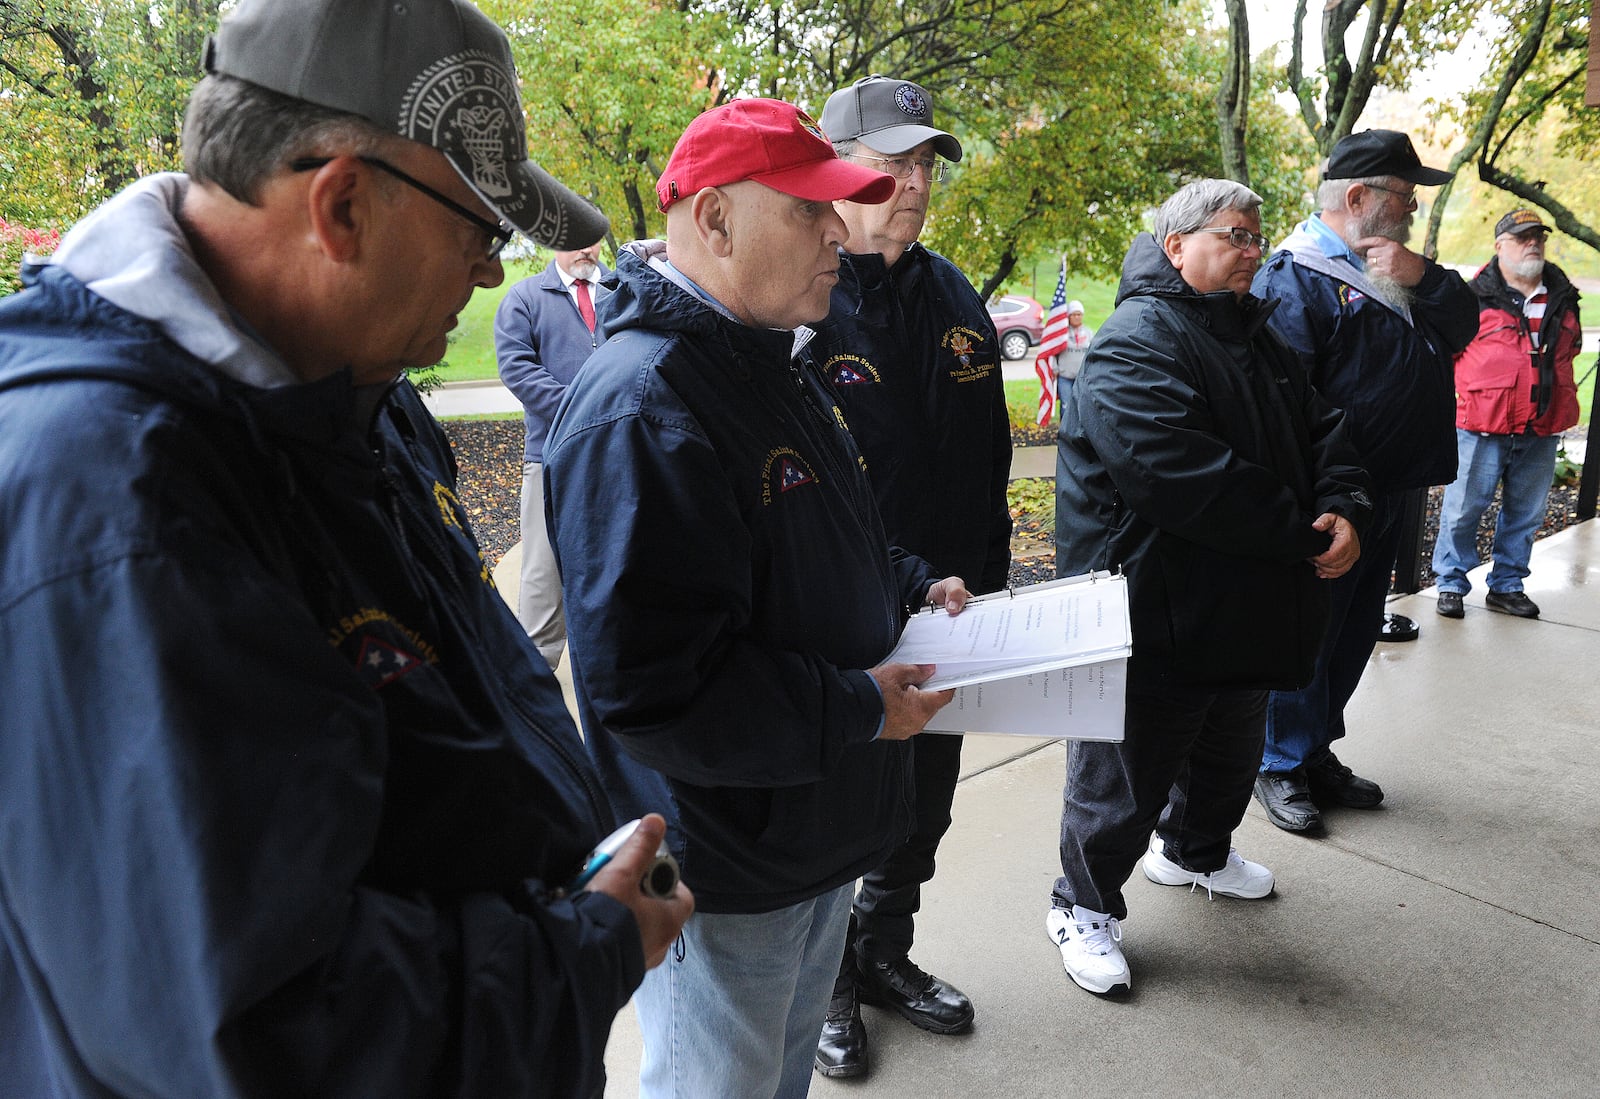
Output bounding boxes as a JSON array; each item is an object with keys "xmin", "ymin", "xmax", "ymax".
[
  {"xmin": 1115, "ymin": 231, "xmax": 1279, "ymax": 341},
  {"xmin": 596, "ymin": 244, "xmax": 808, "ymax": 365},
  {"xmin": 29, "ymin": 174, "xmax": 298, "ymax": 389}
]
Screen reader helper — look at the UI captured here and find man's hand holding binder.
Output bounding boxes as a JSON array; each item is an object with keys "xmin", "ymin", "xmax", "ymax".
[{"xmin": 869, "ymin": 575, "xmax": 969, "ymax": 741}]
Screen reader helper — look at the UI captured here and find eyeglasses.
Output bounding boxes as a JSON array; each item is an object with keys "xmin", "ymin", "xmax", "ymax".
[
  {"xmin": 1192, "ymin": 225, "xmax": 1270, "ymax": 252},
  {"xmin": 291, "ymin": 156, "xmax": 515, "ymax": 260},
  {"xmin": 848, "ymin": 154, "xmax": 948, "ymax": 183},
  {"xmin": 1364, "ymin": 182, "xmax": 1419, "ymax": 210}
]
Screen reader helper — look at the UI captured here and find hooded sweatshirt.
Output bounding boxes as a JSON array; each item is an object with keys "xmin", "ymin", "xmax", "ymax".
[{"xmin": 0, "ymin": 175, "xmax": 639, "ymax": 1098}]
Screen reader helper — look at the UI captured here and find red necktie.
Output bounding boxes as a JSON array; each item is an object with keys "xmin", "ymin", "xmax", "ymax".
[{"xmin": 574, "ymin": 278, "xmax": 596, "ymax": 332}]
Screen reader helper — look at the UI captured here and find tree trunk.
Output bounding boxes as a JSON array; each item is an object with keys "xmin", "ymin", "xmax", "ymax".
[{"xmin": 1217, "ymin": 0, "xmax": 1251, "ymax": 185}]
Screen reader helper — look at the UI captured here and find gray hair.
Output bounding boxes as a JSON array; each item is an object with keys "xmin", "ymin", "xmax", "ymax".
[
  {"xmin": 182, "ymin": 75, "xmax": 396, "ymax": 205},
  {"xmin": 1316, "ymin": 173, "xmax": 1393, "ymax": 212},
  {"xmin": 831, "ymin": 138, "xmax": 860, "ymax": 159},
  {"xmin": 1152, "ymin": 179, "xmax": 1263, "ymax": 242}
]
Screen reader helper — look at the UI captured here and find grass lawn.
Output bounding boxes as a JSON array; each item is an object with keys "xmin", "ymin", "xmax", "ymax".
[{"xmin": 433, "ymin": 258, "xmax": 546, "ymax": 381}]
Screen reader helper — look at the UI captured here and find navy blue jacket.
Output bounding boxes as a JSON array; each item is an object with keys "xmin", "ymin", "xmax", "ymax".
[
  {"xmin": 494, "ymin": 259, "xmax": 612, "ymax": 462},
  {"xmin": 544, "ymin": 250, "xmax": 934, "ymax": 915},
  {"xmin": 0, "ymin": 265, "xmax": 640, "ymax": 1098},
  {"xmin": 804, "ymin": 245, "xmax": 1012, "ymax": 594},
  {"xmin": 1056, "ymin": 233, "xmax": 1372, "ymax": 690},
  {"xmin": 1253, "ymin": 228, "xmax": 1477, "ymax": 494}
]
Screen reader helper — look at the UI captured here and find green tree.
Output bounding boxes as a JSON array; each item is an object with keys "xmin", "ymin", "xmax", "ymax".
[
  {"xmin": 482, "ymin": 0, "xmax": 744, "ymax": 245},
  {"xmin": 0, "ymin": 1, "xmax": 217, "ymax": 226}
]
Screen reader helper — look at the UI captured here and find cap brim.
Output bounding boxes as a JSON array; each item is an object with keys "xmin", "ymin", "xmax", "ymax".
[
  {"xmin": 1503, "ymin": 224, "xmax": 1548, "ymax": 236},
  {"xmin": 1395, "ymin": 165, "xmax": 1454, "ymax": 186},
  {"xmin": 754, "ymin": 158, "xmax": 898, "ymax": 205},
  {"xmin": 447, "ymin": 152, "xmax": 611, "ymax": 250},
  {"xmin": 854, "ymin": 124, "xmax": 963, "ymax": 163}
]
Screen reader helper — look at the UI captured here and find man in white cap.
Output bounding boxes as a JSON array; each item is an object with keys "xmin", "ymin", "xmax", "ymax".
[
  {"xmin": 0, "ymin": 1, "xmax": 690, "ymax": 1094},
  {"xmin": 1056, "ymin": 299, "xmax": 1095, "ymax": 407},
  {"xmin": 1432, "ymin": 209, "xmax": 1583, "ymax": 620},
  {"xmin": 803, "ymin": 73, "xmax": 1009, "ymax": 1078},
  {"xmin": 544, "ymin": 97, "xmax": 971, "ymax": 1098}
]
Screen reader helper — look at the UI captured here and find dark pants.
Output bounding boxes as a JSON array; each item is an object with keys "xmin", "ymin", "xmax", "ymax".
[
  {"xmin": 1052, "ymin": 669, "xmax": 1266, "ymax": 920},
  {"xmin": 850, "ymin": 731, "xmax": 963, "ymax": 964},
  {"xmin": 1262, "ymin": 493, "xmax": 1403, "ymax": 773}
]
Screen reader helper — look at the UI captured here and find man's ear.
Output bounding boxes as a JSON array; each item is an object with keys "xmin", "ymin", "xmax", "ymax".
[
  {"xmin": 301, "ymin": 157, "xmax": 370, "ymax": 263},
  {"xmin": 691, "ymin": 187, "xmax": 735, "ymax": 257},
  {"xmin": 1162, "ymin": 231, "xmax": 1186, "ymax": 270},
  {"xmin": 1343, "ymin": 181, "xmax": 1370, "ymax": 218}
]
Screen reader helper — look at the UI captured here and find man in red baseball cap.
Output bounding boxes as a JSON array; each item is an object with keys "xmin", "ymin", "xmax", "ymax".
[{"xmin": 544, "ymin": 98, "xmax": 973, "ymax": 1098}]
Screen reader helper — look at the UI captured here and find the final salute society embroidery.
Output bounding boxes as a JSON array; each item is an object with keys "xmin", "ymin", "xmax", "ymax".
[
  {"xmin": 761, "ymin": 447, "xmax": 819, "ymax": 505},
  {"xmin": 825, "ymin": 353, "xmax": 881, "ymax": 387}
]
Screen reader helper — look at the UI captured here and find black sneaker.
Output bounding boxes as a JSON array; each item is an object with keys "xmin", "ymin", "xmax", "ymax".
[
  {"xmin": 1254, "ymin": 769, "xmax": 1322, "ymax": 832},
  {"xmin": 1305, "ymin": 750, "xmax": 1384, "ymax": 809},
  {"xmin": 1485, "ymin": 590, "xmax": 1540, "ymax": 618},
  {"xmin": 1436, "ymin": 591, "xmax": 1464, "ymax": 619}
]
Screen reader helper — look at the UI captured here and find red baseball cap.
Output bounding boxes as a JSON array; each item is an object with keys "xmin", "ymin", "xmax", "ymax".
[{"xmin": 657, "ymin": 98, "xmax": 896, "ymax": 212}]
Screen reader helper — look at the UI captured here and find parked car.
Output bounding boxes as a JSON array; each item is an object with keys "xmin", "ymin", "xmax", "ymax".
[{"xmin": 987, "ymin": 294, "xmax": 1044, "ymax": 360}]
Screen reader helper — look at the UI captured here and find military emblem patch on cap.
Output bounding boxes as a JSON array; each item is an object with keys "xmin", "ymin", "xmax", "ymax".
[
  {"xmin": 893, "ymin": 83, "xmax": 929, "ymax": 120},
  {"xmin": 1494, "ymin": 208, "xmax": 1547, "ymax": 238},
  {"xmin": 399, "ymin": 51, "xmax": 521, "ymax": 200}
]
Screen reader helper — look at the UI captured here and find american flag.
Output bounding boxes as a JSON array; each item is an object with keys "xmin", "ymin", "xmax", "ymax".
[{"xmin": 1034, "ymin": 261, "xmax": 1071, "ymax": 424}]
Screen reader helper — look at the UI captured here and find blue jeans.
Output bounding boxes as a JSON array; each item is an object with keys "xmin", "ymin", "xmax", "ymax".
[
  {"xmin": 1431, "ymin": 430, "xmax": 1558, "ymax": 595},
  {"xmin": 1053, "ymin": 666, "xmax": 1266, "ymax": 920},
  {"xmin": 635, "ymin": 884, "xmax": 853, "ymax": 1098},
  {"xmin": 1262, "ymin": 493, "xmax": 1403, "ymax": 774}
]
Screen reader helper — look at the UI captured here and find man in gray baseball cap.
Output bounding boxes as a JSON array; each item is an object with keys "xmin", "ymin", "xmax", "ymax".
[
  {"xmin": 807, "ymin": 73, "xmax": 1008, "ymax": 1079},
  {"xmin": 0, "ymin": 1, "xmax": 690, "ymax": 1095}
]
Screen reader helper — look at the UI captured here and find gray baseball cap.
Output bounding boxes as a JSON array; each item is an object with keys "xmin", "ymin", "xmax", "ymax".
[
  {"xmin": 204, "ymin": 0, "xmax": 609, "ymax": 249},
  {"xmin": 819, "ymin": 75, "xmax": 963, "ymax": 162}
]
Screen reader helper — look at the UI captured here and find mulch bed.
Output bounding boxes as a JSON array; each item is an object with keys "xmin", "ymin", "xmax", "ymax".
[{"xmin": 444, "ymin": 418, "xmax": 1584, "ymax": 592}]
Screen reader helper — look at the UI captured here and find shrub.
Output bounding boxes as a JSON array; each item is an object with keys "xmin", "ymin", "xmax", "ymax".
[{"xmin": 1, "ymin": 218, "xmax": 62, "ymax": 296}]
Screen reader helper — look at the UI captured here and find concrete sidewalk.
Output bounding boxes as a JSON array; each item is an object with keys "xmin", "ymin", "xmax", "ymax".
[{"xmin": 566, "ymin": 519, "xmax": 1600, "ymax": 1098}]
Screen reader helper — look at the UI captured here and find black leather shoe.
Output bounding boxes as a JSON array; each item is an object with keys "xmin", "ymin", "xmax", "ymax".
[
  {"xmin": 1486, "ymin": 590, "xmax": 1540, "ymax": 618},
  {"xmin": 857, "ymin": 955, "xmax": 974, "ymax": 1034},
  {"xmin": 1306, "ymin": 750, "xmax": 1383, "ymax": 808},
  {"xmin": 1378, "ymin": 612, "xmax": 1419, "ymax": 641},
  {"xmin": 1254, "ymin": 769, "xmax": 1323, "ymax": 832},
  {"xmin": 814, "ymin": 981, "xmax": 867, "ymax": 1077},
  {"xmin": 1436, "ymin": 591, "xmax": 1464, "ymax": 618}
]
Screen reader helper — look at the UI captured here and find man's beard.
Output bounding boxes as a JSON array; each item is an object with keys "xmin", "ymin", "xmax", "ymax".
[
  {"xmin": 1365, "ymin": 272, "xmax": 1415, "ymax": 310},
  {"xmin": 1507, "ymin": 256, "xmax": 1545, "ymax": 280},
  {"xmin": 1344, "ymin": 206, "xmax": 1414, "ymax": 308},
  {"xmin": 568, "ymin": 258, "xmax": 599, "ymax": 281},
  {"xmin": 1353, "ymin": 205, "xmax": 1412, "ymax": 247}
]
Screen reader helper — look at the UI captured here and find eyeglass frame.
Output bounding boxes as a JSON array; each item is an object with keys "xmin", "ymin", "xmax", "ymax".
[
  {"xmin": 1190, "ymin": 225, "xmax": 1271, "ymax": 252},
  {"xmin": 1362, "ymin": 181, "xmax": 1420, "ymax": 210},
  {"xmin": 847, "ymin": 153, "xmax": 949, "ymax": 183},
  {"xmin": 290, "ymin": 155, "xmax": 515, "ymax": 260}
]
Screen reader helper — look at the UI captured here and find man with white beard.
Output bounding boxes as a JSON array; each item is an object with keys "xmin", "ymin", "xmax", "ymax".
[
  {"xmin": 1432, "ymin": 209, "xmax": 1583, "ymax": 621},
  {"xmin": 1250, "ymin": 129, "xmax": 1477, "ymax": 835},
  {"xmin": 495, "ymin": 233, "xmax": 611, "ymax": 669}
]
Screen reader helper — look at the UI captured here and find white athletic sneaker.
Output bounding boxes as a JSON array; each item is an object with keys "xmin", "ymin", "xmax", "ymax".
[
  {"xmin": 1045, "ymin": 906, "xmax": 1131, "ymax": 995},
  {"xmin": 1142, "ymin": 835, "xmax": 1275, "ymax": 899}
]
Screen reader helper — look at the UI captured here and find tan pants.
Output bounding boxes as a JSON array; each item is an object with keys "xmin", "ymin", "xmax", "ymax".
[{"xmin": 517, "ymin": 460, "xmax": 566, "ymax": 669}]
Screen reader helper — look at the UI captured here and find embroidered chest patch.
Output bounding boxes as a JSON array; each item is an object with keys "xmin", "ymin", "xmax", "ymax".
[
  {"xmin": 761, "ymin": 447, "xmax": 819, "ymax": 506},
  {"xmin": 941, "ymin": 325, "xmax": 995, "ymax": 382},
  {"xmin": 826, "ymin": 354, "xmax": 881, "ymax": 387}
]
